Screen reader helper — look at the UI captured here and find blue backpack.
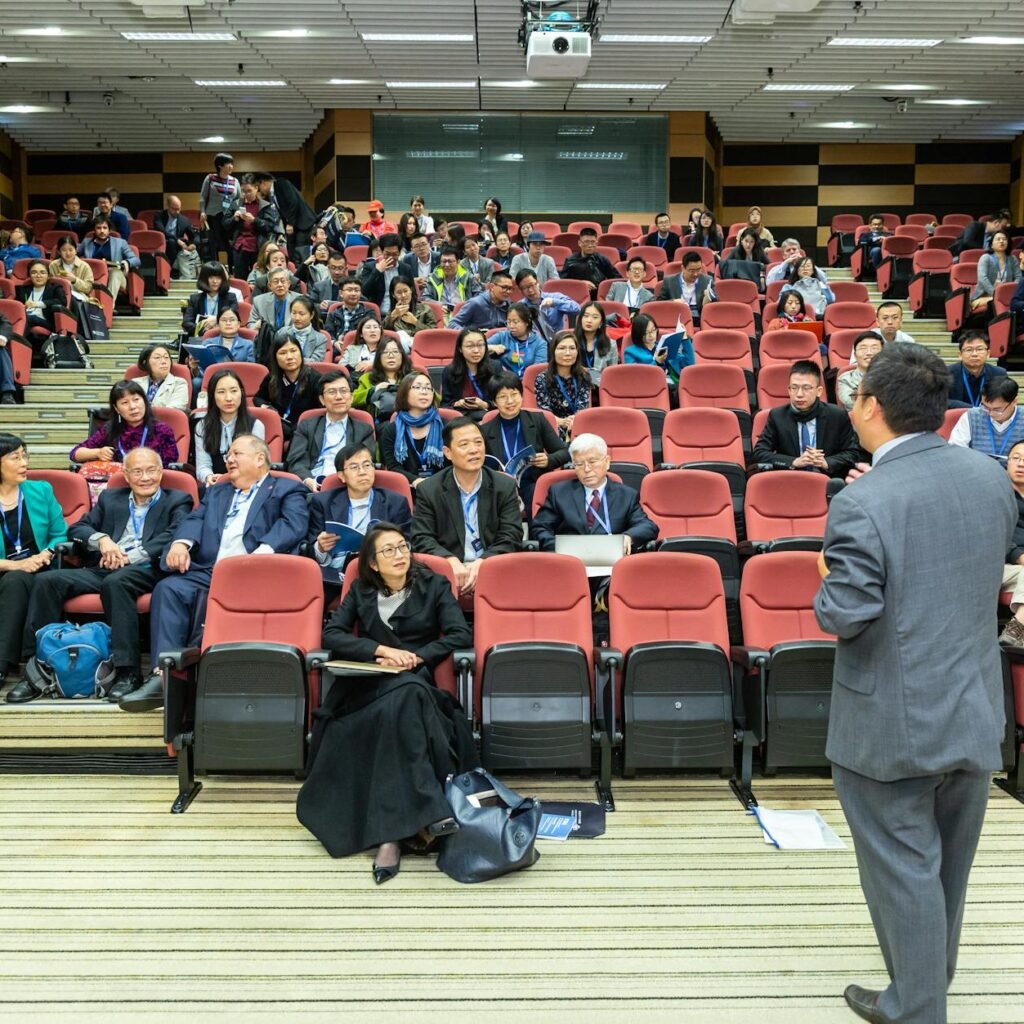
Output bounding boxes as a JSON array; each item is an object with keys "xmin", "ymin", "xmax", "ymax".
[{"xmin": 30, "ymin": 622, "xmax": 115, "ymax": 699}]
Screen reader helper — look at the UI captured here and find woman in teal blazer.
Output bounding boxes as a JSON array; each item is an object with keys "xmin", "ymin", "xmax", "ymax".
[{"xmin": 0, "ymin": 433, "xmax": 68, "ymax": 688}]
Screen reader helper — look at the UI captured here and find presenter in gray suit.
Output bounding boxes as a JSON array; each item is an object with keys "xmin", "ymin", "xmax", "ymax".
[{"xmin": 815, "ymin": 343, "xmax": 1016, "ymax": 1024}]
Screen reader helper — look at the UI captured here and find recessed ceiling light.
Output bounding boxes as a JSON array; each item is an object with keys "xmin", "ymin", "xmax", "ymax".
[
  {"xmin": 859, "ymin": 83, "xmax": 936, "ymax": 91},
  {"xmin": 405, "ymin": 150, "xmax": 477, "ymax": 158},
  {"xmin": 576, "ymin": 82, "xmax": 666, "ymax": 90},
  {"xmin": 122, "ymin": 32, "xmax": 236, "ymax": 42},
  {"xmin": 385, "ymin": 80, "xmax": 476, "ymax": 88},
  {"xmin": 601, "ymin": 34, "xmax": 712, "ymax": 43},
  {"xmin": 828, "ymin": 37, "xmax": 942, "ymax": 47},
  {"xmin": 483, "ymin": 80, "xmax": 541, "ymax": 88},
  {"xmin": 365, "ymin": 33, "xmax": 473, "ymax": 42},
  {"xmin": 194, "ymin": 80, "xmax": 287, "ymax": 87},
  {"xmin": 958, "ymin": 36, "xmax": 1024, "ymax": 45},
  {"xmin": 329, "ymin": 79, "xmax": 369, "ymax": 85},
  {"xmin": 764, "ymin": 83, "xmax": 855, "ymax": 91},
  {"xmin": 918, "ymin": 98, "xmax": 988, "ymax": 106},
  {"xmin": 265, "ymin": 29, "xmax": 309, "ymax": 38},
  {"xmin": 199, "ymin": 136, "xmax": 225, "ymax": 143},
  {"xmin": 818, "ymin": 121, "xmax": 876, "ymax": 129},
  {"xmin": 22, "ymin": 26, "xmax": 62, "ymax": 36},
  {"xmin": 558, "ymin": 151, "xmax": 626, "ymax": 160},
  {"xmin": 0, "ymin": 105, "xmax": 47, "ymax": 113}
]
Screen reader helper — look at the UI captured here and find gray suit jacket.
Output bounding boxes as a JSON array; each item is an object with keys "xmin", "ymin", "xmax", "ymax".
[
  {"xmin": 815, "ymin": 433, "xmax": 1016, "ymax": 781},
  {"xmin": 248, "ymin": 290, "xmax": 302, "ymax": 328}
]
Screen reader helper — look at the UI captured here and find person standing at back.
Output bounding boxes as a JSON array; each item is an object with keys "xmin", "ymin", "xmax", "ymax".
[{"xmin": 815, "ymin": 342, "xmax": 1016, "ymax": 1024}]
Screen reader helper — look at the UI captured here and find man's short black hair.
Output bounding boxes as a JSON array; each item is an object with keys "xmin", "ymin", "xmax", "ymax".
[
  {"xmin": 339, "ymin": 275, "xmax": 361, "ymax": 289},
  {"xmin": 958, "ymin": 329, "xmax": 989, "ymax": 350},
  {"xmin": 626, "ymin": 255, "xmax": 647, "ymax": 271},
  {"xmin": 378, "ymin": 233, "xmax": 401, "ymax": 250},
  {"xmin": 92, "ymin": 214, "xmax": 111, "ymax": 228},
  {"xmin": 853, "ymin": 331, "xmax": 882, "ymax": 353},
  {"xmin": 327, "ymin": 249, "xmax": 345, "ymax": 262},
  {"xmin": 439, "ymin": 245, "xmax": 459, "ymax": 259},
  {"xmin": 334, "ymin": 442, "xmax": 374, "ymax": 472},
  {"xmin": 318, "ymin": 369, "xmax": 351, "ymax": 395},
  {"xmin": 578, "ymin": 227, "xmax": 598, "ymax": 238},
  {"xmin": 982, "ymin": 375, "xmax": 1019, "ymax": 404},
  {"xmin": 410, "ymin": 231, "xmax": 427, "ymax": 244},
  {"xmin": 655, "ymin": 212, "xmax": 669, "ymax": 221},
  {"xmin": 490, "ymin": 269, "xmax": 513, "ymax": 284},
  {"xmin": 789, "ymin": 359, "xmax": 822, "ymax": 383},
  {"xmin": 254, "ymin": 172, "xmax": 274, "ymax": 183},
  {"xmin": 515, "ymin": 268, "xmax": 538, "ymax": 286},
  {"xmin": 442, "ymin": 415, "xmax": 482, "ymax": 447},
  {"xmin": 97, "ymin": 191, "xmax": 115, "ymax": 203},
  {"xmin": 876, "ymin": 300, "xmax": 902, "ymax": 315},
  {"xmin": 681, "ymin": 250, "xmax": 703, "ymax": 267},
  {"xmin": 860, "ymin": 342, "xmax": 949, "ymax": 434},
  {"xmin": 869, "ymin": 212, "xmax": 885, "ymax": 223}
]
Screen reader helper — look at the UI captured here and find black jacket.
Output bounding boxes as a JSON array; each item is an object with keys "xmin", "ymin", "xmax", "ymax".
[
  {"xmin": 531, "ymin": 478, "xmax": 658, "ymax": 551},
  {"xmin": 271, "ymin": 179, "xmax": 316, "ymax": 233},
  {"xmin": 360, "ymin": 266, "xmax": 414, "ymax": 309},
  {"xmin": 308, "ymin": 486, "xmax": 412, "ymax": 551},
  {"xmin": 480, "ymin": 410, "xmax": 569, "ymax": 470},
  {"xmin": 68, "ymin": 486, "xmax": 192, "ymax": 569},
  {"xmin": 947, "ymin": 363, "xmax": 1008, "ymax": 408},
  {"xmin": 439, "ymin": 361, "xmax": 501, "ymax": 414},
  {"xmin": 950, "ymin": 220, "xmax": 998, "ymax": 257},
  {"xmin": 16, "ymin": 281, "xmax": 68, "ymax": 330},
  {"xmin": 222, "ymin": 197, "xmax": 281, "ymax": 249},
  {"xmin": 181, "ymin": 291, "xmax": 239, "ymax": 336},
  {"xmin": 562, "ymin": 252, "xmax": 620, "ymax": 288},
  {"xmin": 153, "ymin": 211, "xmax": 197, "ymax": 256},
  {"xmin": 643, "ymin": 230, "xmax": 683, "ymax": 261},
  {"xmin": 322, "ymin": 568, "xmax": 471, "ymax": 672},
  {"xmin": 411, "ymin": 466, "xmax": 524, "ymax": 560},
  {"xmin": 752, "ymin": 401, "xmax": 860, "ymax": 478},
  {"xmin": 285, "ymin": 412, "xmax": 376, "ymax": 482},
  {"xmin": 379, "ymin": 421, "xmax": 449, "ymax": 484}
]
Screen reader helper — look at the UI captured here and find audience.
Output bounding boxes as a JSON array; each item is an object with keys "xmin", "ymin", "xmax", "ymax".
[
  {"xmin": 684, "ymin": 210, "xmax": 724, "ymax": 253},
  {"xmin": 400, "ymin": 233, "xmax": 439, "ymax": 282},
  {"xmin": 837, "ymin": 333, "xmax": 883, "ymax": 412},
  {"xmin": 379, "ymin": 371, "xmax": 447, "ymax": 485},
  {"xmin": 247, "ymin": 242, "xmax": 297, "ymax": 297},
  {"xmin": 384, "ymin": 277, "xmax": 437, "ymax": 339},
  {"xmin": 751, "ymin": 360, "xmax": 859, "ymax": 478},
  {"xmin": 948, "ymin": 375, "xmax": 1024, "ymax": 459},
  {"xmin": 460, "ymin": 234, "xmax": 496, "ymax": 287},
  {"xmin": 491, "ymin": 230, "xmax": 515, "ymax": 269},
  {"xmin": 410, "ymin": 195, "xmax": 435, "ymax": 236},
  {"xmin": 120, "ymin": 434, "xmax": 308, "ymax": 712},
  {"xmin": 0, "ymin": 434, "xmax": 67, "ymax": 693},
  {"xmin": 359, "ymin": 233, "xmax": 411, "ymax": 314},
  {"xmin": 766, "ymin": 291, "xmax": 815, "ymax": 332},
  {"xmin": 360, "ymin": 199, "xmax": 397, "ymax": 239},
  {"xmin": 255, "ymin": 173, "xmax": 316, "ymax": 255},
  {"xmin": 78, "ymin": 216, "xmax": 139, "ymax": 307},
  {"xmin": 182, "ymin": 262, "xmax": 239, "ymax": 337},
  {"xmin": 186, "ymin": 307, "xmax": 253, "ymax": 386},
  {"xmin": 573, "ymin": 302, "xmax": 620, "ymax": 381},
  {"xmin": 658, "ymin": 250, "xmax": 713, "ymax": 326},
  {"xmin": 482, "ymin": 197, "xmax": 507, "ymax": 237},
  {"xmin": 0, "ymin": 226, "xmax": 43, "ymax": 274},
  {"xmin": 154, "ymin": 195, "xmax": 198, "ymax": 272},
  {"xmin": 534, "ymin": 330, "xmax": 593, "ymax": 439},
  {"xmin": 273, "ymin": 295, "xmax": 326, "ymax": 362},
  {"xmin": 70, "ymin": 380, "xmax": 179, "ymax": 470},
  {"xmin": 440, "ymin": 327, "xmax": 498, "ymax": 420},
  {"xmin": 341, "ymin": 316, "xmax": 388, "ymax": 374},
  {"xmin": 17, "ymin": 259, "xmax": 65, "ymax": 335},
  {"xmin": 254, "ymin": 336, "xmax": 322, "ymax": 437},
  {"xmin": 721, "ymin": 228, "xmax": 769, "ymax": 288},
  {"xmin": 515, "ymin": 269, "xmax": 579, "ymax": 342},
  {"xmin": 310, "ymin": 252, "xmax": 351, "ymax": 313},
  {"xmin": 222, "ymin": 176, "xmax": 280, "ymax": 278},
  {"xmin": 623, "ymin": 313, "xmax": 685, "ymax": 404},
  {"xmin": 135, "ymin": 344, "xmax": 189, "ymax": 412},
  {"xmin": 870, "ymin": 301, "xmax": 915, "ymax": 348},
  {"xmin": 607, "ymin": 256, "xmax": 656, "ymax": 312},
  {"xmin": 532, "ymin": 433, "xmax": 658, "ymax": 553},
  {"xmin": 55, "ymin": 195, "xmax": 91, "ymax": 237},
  {"xmin": 324, "ymin": 276, "xmax": 374, "ymax": 344},
  {"xmin": 198, "ymin": 153, "xmax": 240, "ymax": 262},
  {"xmin": 744, "ymin": 205, "xmax": 774, "ymax": 246},
  {"xmin": 971, "ymin": 231, "xmax": 1021, "ymax": 313},
  {"xmin": 947, "ymin": 330, "xmax": 1007, "ymax": 409},
  {"xmin": 766, "ymin": 239, "xmax": 826, "ymax": 285},
  {"xmin": 410, "ymin": 417, "xmax": 523, "ymax": 596},
  {"xmin": 779, "ymin": 257, "xmax": 836, "ymax": 317},
  {"xmin": 49, "ymin": 235, "xmax": 94, "ymax": 302},
  {"xmin": 998, "ymin": 440, "xmax": 1024, "ymax": 649},
  {"xmin": 94, "ymin": 192, "xmax": 131, "ymax": 239},
  {"xmin": 286, "ymin": 372, "xmax": 374, "ymax": 492},
  {"xmin": 509, "ymin": 232, "xmax": 559, "ymax": 285},
  {"xmin": 15, "ymin": 446, "xmax": 192, "ymax": 703},
  {"xmin": 949, "ymin": 209, "xmax": 1011, "ymax": 258},
  {"xmin": 860, "ymin": 213, "xmax": 892, "ymax": 272},
  {"xmin": 194, "ymin": 370, "xmax": 266, "ymax": 488},
  {"xmin": 645, "ymin": 213, "xmax": 682, "ymax": 260},
  {"xmin": 486, "ymin": 301, "xmax": 546, "ymax": 377},
  {"xmin": 423, "ymin": 246, "xmax": 479, "ymax": 309},
  {"xmin": 562, "ymin": 228, "xmax": 620, "ymax": 293},
  {"xmin": 296, "ymin": 242, "xmax": 332, "ymax": 288},
  {"xmin": 248, "ymin": 267, "xmax": 302, "ymax": 334},
  {"xmin": 352, "ymin": 336, "xmax": 413, "ymax": 422}
]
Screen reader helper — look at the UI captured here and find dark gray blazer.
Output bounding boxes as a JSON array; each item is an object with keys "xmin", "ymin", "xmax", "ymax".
[
  {"xmin": 815, "ymin": 433, "xmax": 1017, "ymax": 780},
  {"xmin": 285, "ymin": 413, "xmax": 375, "ymax": 482}
]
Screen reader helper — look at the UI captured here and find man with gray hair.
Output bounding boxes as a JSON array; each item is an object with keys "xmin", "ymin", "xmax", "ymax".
[
  {"xmin": 248, "ymin": 267, "xmax": 301, "ymax": 333},
  {"xmin": 532, "ymin": 433, "xmax": 658, "ymax": 552},
  {"xmin": 766, "ymin": 238, "xmax": 829, "ymax": 285},
  {"xmin": 121, "ymin": 434, "xmax": 308, "ymax": 712}
]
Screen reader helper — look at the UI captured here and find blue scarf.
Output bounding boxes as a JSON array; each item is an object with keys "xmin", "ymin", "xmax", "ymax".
[{"xmin": 392, "ymin": 407, "xmax": 445, "ymax": 470}]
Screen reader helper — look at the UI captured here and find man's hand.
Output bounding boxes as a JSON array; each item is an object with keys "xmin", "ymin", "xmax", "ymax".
[
  {"xmin": 375, "ymin": 254, "xmax": 395, "ymax": 273},
  {"xmin": 623, "ymin": 535, "xmax": 633, "ymax": 556},
  {"xmin": 375, "ymin": 644, "xmax": 419, "ymax": 670},
  {"xmin": 304, "ymin": 477, "xmax": 319, "ymax": 493},
  {"xmin": 804, "ymin": 447, "xmax": 828, "ymax": 470},
  {"xmin": 316, "ymin": 531, "xmax": 339, "ymax": 553},
  {"xmin": 98, "ymin": 537, "xmax": 128, "ymax": 570},
  {"xmin": 462, "ymin": 559, "xmax": 482, "ymax": 594},
  {"xmin": 447, "ymin": 555, "xmax": 470, "ymax": 592},
  {"xmin": 845, "ymin": 461, "xmax": 872, "ymax": 485},
  {"xmin": 165, "ymin": 541, "xmax": 191, "ymax": 574}
]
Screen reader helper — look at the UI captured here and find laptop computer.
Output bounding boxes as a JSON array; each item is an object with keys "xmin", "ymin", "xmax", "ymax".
[{"xmin": 555, "ymin": 534, "xmax": 626, "ymax": 577}]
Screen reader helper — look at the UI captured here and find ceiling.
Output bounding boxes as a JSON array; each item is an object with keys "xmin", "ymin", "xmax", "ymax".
[{"xmin": 1, "ymin": 0, "xmax": 1023, "ymax": 151}]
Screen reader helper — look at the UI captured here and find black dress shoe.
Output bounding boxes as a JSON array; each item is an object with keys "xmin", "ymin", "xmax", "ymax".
[
  {"xmin": 107, "ymin": 670, "xmax": 142, "ymax": 702},
  {"xmin": 372, "ymin": 861, "xmax": 400, "ymax": 885},
  {"xmin": 5, "ymin": 677, "xmax": 44, "ymax": 704},
  {"xmin": 118, "ymin": 672, "xmax": 164, "ymax": 712},
  {"xmin": 844, "ymin": 984, "xmax": 891, "ymax": 1023}
]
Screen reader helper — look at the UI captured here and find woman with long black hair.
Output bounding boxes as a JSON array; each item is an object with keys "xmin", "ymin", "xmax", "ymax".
[
  {"xmin": 70, "ymin": 380, "xmax": 179, "ymax": 468},
  {"xmin": 193, "ymin": 369, "xmax": 265, "ymax": 487}
]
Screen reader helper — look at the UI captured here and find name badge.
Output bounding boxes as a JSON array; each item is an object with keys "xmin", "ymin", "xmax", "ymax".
[
  {"xmin": 6, "ymin": 547, "xmax": 32, "ymax": 561},
  {"xmin": 471, "ymin": 537, "xmax": 484, "ymax": 555}
]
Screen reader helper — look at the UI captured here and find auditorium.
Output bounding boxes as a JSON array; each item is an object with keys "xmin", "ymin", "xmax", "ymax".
[{"xmin": 1, "ymin": 1, "xmax": 1024, "ymax": 1019}]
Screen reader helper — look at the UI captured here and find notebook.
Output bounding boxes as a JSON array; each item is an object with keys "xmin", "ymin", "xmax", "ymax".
[{"xmin": 554, "ymin": 534, "xmax": 625, "ymax": 577}]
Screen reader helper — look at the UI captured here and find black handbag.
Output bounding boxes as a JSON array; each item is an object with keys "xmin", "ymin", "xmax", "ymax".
[
  {"xmin": 436, "ymin": 767, "xmax": 541, "ymax": 884},
  {"xmin": 76, "ymin": 300, "xmax": 110, "ymax": 340}
]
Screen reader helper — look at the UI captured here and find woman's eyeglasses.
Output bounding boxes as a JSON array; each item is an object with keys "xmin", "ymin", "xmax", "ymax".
[{"xmin": 375, "ymin": 541, "xmax": 411, "ymax": 560}]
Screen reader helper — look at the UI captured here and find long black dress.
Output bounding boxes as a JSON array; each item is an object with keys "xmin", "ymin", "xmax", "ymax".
[{"xmin": 296, "ymin": 567, "xmax": 477, "ymax": 858}]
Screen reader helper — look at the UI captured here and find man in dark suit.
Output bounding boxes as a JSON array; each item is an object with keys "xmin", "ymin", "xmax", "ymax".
[
  {"xmin": 55, "ymin": 195, "xmax": 91, "ymax": 237},
  {"xmin": 120, "ymin": 434, "xmax": 309, "ymax": 712},
  {"xmin": 531, "ymin": 432, "xmax": 658, "ymax": 552},
  {"xmin": 411, "ymin": 417, "xmax": 523, "ymax": 595},
  {"xmin": 949, "ymin": 209, "xmax": 1011, "ymax": 257},
  {"xmin": 309, "ymin": 252, "xmax": 350, "ymax": 313},
  {"xmin": 255, "ymin": 173, "xmax": 315, "ymax": 254},
  {"xmin": 153, "ymin": 195, "xmax": 197, "ymax": 263},
  {"xmin": 644, "ymin": 212, "xmax": 682, "ymax": 261},
  {"xmin": 16, "ymin": 447, "xmax": 192, "ymax": 702},
  {"xmin": 752, "ymin": 360, "xmax": 860, "ymax": 479},
  {"xmin": 400, "ymin": 233, "xmax": 440, "ymax": 283},
  {"xmin": 286, "ymin": 371, "xmax": 376, "ymax": 491},
  {"xmin": 562, "ymin": 228, "xmax": 620, "ymax": 294},
  {"xmin": 359, "ymin": 233, "xmax": 413, "ymax": 314},
  {"xmin": 815, "ymin": 343, "xmax": 1016, "ymax": 1024},
  {"xmin": 947, "ymin": 328, "xmax": 1007, "ymax": 408},
  {"xmin": 657, "ymin": 250, "xmax": 714, "ymax": 327}
]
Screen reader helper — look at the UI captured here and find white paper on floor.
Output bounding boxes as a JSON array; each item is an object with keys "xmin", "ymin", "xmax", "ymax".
[{"xmin": 750, "ymin": 806, "xmax": 846, "ymax": 850}]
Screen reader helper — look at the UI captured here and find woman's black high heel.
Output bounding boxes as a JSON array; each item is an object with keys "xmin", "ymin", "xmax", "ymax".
[{"xmin": 372, "ymin": 861, "xmax": 400, "ymax": 885}]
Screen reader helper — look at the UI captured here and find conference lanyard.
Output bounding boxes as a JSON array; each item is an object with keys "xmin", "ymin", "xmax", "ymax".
[
  {"xmin": 588, "ymin": 491, "xmax": 612, "ymax": 535},
  {"xmin": 146, "ymin": 380, "xmax": 159, "ymax": 403},
  {"xmin": 962, "ymin": 367, "xmax": 983, "ymax": 408},
  {"xmin": 499, "ymin": 418, "xmax": 522, "ymax": 462},
  {"xmin": 555, "ymin": 374, "xmax": 580, "ymax": 413},
  {"xmin": 1, "ymin": 489, "xmax": 25, "ymax": 555},
  {"xmin": 467, "ymin": 371, "xmax": 486, "ymax": 401},
  {"xmin": 583, "ymin": 342, "xmax": 595, "ymax": 368},
  {"xmin": 988, "ymin": 409, "xmax": 1018, "ymax": 458},
  {"xmin": 462, "ymin": 489, "xmax": 483, "ymax": 554},
  {"xmin": 508, "ymin": 339, "xmax": 526, "ymax": 376},
  {"xmin": 656, "ymin": 235, "xmax": 667, "ymax": 248},
  {"xmin": 128, "ymin": 489, "xmax": 161, "ymax": 545},
  {"xmin": 118, "ymin": 426, "xmax": 147, "ymax": 459},
  {"xmin": 626, "ymin": 285, "xmax": 642, "ymax": 307},
  {"xmin": 348, "ymin": 490, "xmax": 375, "ymax": 533},
  {"xmin": 281, "ymin": 379, "xmax": 298, "ymax": 422},
  {"xmin": 226, "ymin": 482, "xmax": 259, "ymax": 523},
  {"xmin": 317, "ymin": 417, "xmax": 347, "ymax": 470}
]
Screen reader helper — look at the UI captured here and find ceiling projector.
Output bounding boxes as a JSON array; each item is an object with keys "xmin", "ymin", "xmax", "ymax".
[{"xmin": 526, "ymin": 30, "xmax": 592, "ymax": 78}]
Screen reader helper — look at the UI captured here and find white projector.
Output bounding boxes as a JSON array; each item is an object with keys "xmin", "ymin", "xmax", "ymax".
[{"xmin": 526, "ymin": 31, "xmax": 592, "ymax": 79}]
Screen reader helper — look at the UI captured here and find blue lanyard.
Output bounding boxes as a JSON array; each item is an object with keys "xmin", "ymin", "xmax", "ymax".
[
  {"xmin": 656, "ymin": 235, "xmax": 667, "ymax": 248},
  {"xmin": 118, "ymin": 426, "xmax": 147, "ymax": 459},
  {"xmin": 962, "ymin": 367, "xmax": 983, "ymax": 408},
  {"xmin": 462, "ymin": 489, "xmax": 480, "ymax": 543},
  {"xmin": 467, "ymin": 371, "xmax": 486, "ymax": 400},
  {"xmin": 146, "ymin": 380, "xmax": 159, "ymax": 403},
  {"xmin": 317, "ymin": 417, "xmax": 347, "ymax": 466},
  {"xmin": 555, "ymin": 374, "xmax": 580, "ymax": 414},
  {"xmin": 499, "ymin": 417, "xmax": 522, "ymax": 462},
  {"xmin": 1, "ymin": 489, "xmax": 25, "ymax": 554},
  {"xmin": 281, "ymin": 379, "xmax": 298, "ymax": 422},
  {"xmin": 587, "ymin": 490, "xmax": 612, "ymax": 535},
  {"xmin": 583, "ymin": 343, "xmax": 595, "ymax": 368},
  {"xmin": 625, "ymin": 284, "xmax": 642, "ymax": 307},
  {"xmin": 128, "ymin": 489, "xmax": 160, "ymax": 543},
  {"xmin": 348, "ymin": 490, "xmax": 374, "ymax": 532},
  {"xmin": 226, "ymin": 482, "xmax": 259, "ymax": 523},
  {"xmin": 988, "ymin": 409, "xmax": 1018, "ymax": 457},
  {"xmin": 507, "ymin": 337, "xmax": 527, "ymax": 376}
]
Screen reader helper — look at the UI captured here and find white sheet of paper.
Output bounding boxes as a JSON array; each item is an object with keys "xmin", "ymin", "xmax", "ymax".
[{"xmin": 752, "ymin": 806, "xmax": 846, "ymax": 850}]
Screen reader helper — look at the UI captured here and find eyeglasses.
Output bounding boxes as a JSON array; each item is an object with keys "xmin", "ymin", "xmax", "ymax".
[
  {"xmin": 1008, "ymin": 455, "xmax": 1024, "ymax": 465},
  {"xmin": 409, "ymin": 384, "xmax": 435, "ymax": 393},
  {"xmin": 960, "ymin": 347, "xmax": 988, "ymax": 355},
  {"xmin": 323, "ymin": 387, "xmax": 351, "ymax": 398},
  {"xmin": 125, "ymin": 467, "xmax": 161, "ymax": 479},
  {"xmin": 344, "ymin": 461, "xmax": 374, "ymax": 473},
  {"xmin": 574, "ymin": 458, "xmax": 608, "ymax": 470},
  {"xmin": 788, "ymin": 384, "xmax": 818, "ymax": 394},
  {"xmin": 375, "ymin": 541, "xmax": 411, "ymax": 559}
]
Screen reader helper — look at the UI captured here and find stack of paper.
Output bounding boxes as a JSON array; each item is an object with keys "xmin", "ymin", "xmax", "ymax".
[{"xmin": 751, "ymin": 806, "xmax": 846, "ymax": 850}]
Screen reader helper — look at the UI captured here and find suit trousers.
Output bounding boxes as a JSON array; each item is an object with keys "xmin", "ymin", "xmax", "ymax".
[
  {"xmin": 149, "ymin": 565, "xmax": 214, "ymax": 671},
  {"xmin": 25, "ymin": 564, "xmax": 159, "ymax": 669},
  {"xmin": 106, "ymin": 266, "xmax": 127, "ymax": 304},
  {"xmin": 832, "ymin": 763, "xmax": 990, "ymax": 1024}
]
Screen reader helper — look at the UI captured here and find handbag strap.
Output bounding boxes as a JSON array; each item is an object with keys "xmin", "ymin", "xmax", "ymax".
[{"xmin": 454, "ymin": 767, "xmax": 537, "ymax": 812}]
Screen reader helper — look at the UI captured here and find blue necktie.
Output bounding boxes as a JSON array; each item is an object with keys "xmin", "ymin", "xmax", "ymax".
[
  {"xmin": 274, "ymin": 298, "xmax": 285, "ymax": 328},
  {"xmin": 800, "ymin": 420, "xmax": 811, "ymax": 452}
]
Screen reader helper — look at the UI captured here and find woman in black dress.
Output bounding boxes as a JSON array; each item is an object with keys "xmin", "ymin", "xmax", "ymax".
[{"xmin": 297, "ymin": 523, "xmax": 476, "ymax": 883}]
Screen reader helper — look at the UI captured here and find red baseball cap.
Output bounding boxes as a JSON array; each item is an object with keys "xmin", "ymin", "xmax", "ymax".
[{"xmin": 367, "ymin": 200, "xmax": 384, "ymax": 213}]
